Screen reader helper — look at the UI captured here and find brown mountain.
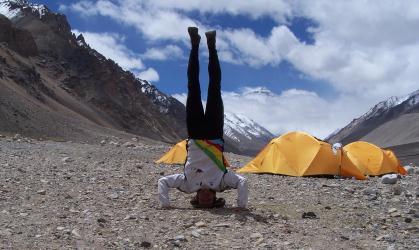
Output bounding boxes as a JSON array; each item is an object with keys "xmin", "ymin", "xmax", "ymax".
[
  {"xmin": 0, "ymin": 1, "xmax": 187, "ymax": 143},
  {"xmin": 326, "ymin": 90, "xmax": 419, "ymax": 164}
]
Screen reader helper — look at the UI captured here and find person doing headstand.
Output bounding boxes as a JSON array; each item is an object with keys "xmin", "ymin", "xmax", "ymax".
[{"xmin": 158, "ymin": 27, "xmax": 248, "ymax": 209}]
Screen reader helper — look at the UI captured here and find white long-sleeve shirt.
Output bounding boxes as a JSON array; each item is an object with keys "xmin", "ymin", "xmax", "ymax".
[{"xmin": 158, "ymin": 140, "xmax": 248, "ymax": 208}]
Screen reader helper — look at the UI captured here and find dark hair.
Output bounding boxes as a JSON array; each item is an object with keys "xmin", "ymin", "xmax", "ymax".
[{"xmin": 190, "ymin": 190, "xmax": 225, "ymax": 209}]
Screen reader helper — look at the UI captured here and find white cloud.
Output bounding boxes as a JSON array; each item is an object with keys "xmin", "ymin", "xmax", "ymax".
[
  {"xmin": 142, "ymin": 45, "xmax": 184, "ymax": 60},
  {"xmin": 59, "ymin": 1, "xmax": 98, "ymax": 16},
  {"xmin": 286, "ymin": 0, "xmax": 419, "ymax": 100},
  {"xmin": 137, "ymin": 68, "xmax": 160, "ymax": 82},
  {"xmin": 67, "ymin": 1, "xmax": 199, "ymax": 42},
  {"xmin": 65, "ymin": 1, "xmax": 419, "ymax": 99},
  {"xmin": 73, "ymin": 30, "xmax": 145, "ymax": 72},
  {"xmin": 148, "ymin": 0, "xmax": 292, "ymax": 21},
  {"xmin": 66, "ymin": 1, "xmax": 419, "ymax": 137},
  {"xmin": 174, "ymin": 86, "xmax": 375, "ymax": 139},
  {"xmin": 218, "ymin": 25, "xmax": 299, "ymax": 67}
]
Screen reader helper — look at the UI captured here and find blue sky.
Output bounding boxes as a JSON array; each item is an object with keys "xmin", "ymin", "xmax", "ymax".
[
  {"xmin": 34, "ymin": 0, "xmax": 328, "ymax": 96},
  {"xmin": 31, "ymin": 0, "xmax": 419, "ymax": 138}
]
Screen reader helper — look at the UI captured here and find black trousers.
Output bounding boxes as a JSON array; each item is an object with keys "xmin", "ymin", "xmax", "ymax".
[{"xmin": 186, "ymin": 46, "xmax": 223, "ymax": 140}]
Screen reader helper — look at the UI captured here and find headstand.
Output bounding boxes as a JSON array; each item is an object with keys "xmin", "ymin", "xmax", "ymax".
[{"xmin": 158, "ymin": 27, "xmax": 248, "ymax": 209}]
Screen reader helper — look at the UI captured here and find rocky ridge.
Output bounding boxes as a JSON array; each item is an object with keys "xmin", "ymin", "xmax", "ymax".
[{"xmin": 327, "ymin": 89, "xmax": 419, "ymax": 165}]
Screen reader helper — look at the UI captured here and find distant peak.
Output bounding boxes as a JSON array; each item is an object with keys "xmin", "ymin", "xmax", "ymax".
[
  {"xmin": 76, "ymin": 34, "xmax": 87, "ymax": 47},
  {"xmin": 242, "ymin": 86, "xmax": 275, "ymax": 97}
]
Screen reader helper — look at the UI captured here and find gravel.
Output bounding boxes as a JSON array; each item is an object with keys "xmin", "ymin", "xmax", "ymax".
[{"xmin": 0, "ymin": 135, "xmax": 418, "ymax": 249}]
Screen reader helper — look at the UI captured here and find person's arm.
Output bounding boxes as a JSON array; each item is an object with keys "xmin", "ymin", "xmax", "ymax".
[
  {"xmin": 158, "ymin": 174, "xmax": 185, "ymax": 208},
  {"xmin": 222, "ymin": 172, "xmax": 248, "ymax": 208}
]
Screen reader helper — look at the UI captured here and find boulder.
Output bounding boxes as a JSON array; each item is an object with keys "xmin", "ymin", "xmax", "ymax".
[{"xmin": 381, "ymin": 174, "xmax": 398, "ymax": 184}]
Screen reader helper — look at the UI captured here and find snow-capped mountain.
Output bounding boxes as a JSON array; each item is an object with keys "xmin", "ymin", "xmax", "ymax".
[
  {"xmin": 224, "ymin": 112, "xmax": 274, "ymax": 155},
  {"xmin": 0, "ymin": 0, "xmax": 48, "ymax": 20},
  {"xmin": 138, "ymin": 79, "xmax": 181, "ymax": 114},
  {"xmin": 241, "ymin": 86, "xmax": 276, "ymax": 98},
  {"xmin": 327, "ymin": 89, "xmax": 419, "ymax": 150}
]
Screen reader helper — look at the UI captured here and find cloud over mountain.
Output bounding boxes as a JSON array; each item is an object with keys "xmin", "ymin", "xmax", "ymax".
[{"xmin": 63, "ymin": 0, "xmax": 419, "ymax": 137}]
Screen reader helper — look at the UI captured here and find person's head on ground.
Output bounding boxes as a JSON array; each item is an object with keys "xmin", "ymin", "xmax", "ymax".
[
  {"xmin": 196, "ymin": 188, "xmax": 215, "ymax": 207},
  {"xmin": 190, "ymin": 189, "xmax": 226, "ymax": 208}
]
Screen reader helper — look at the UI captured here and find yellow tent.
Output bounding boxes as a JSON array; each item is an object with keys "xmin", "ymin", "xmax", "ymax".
[
  {"xmin": 155, "ymin": 140, "xmax": 187, "ymax": 165},
  {"xmin": 238, "ymin": 131, "xmax": 345, "ymax": 177},
  {"xmin": 341, "ymin": 141, "xmax": 407, "ymax": 176}
]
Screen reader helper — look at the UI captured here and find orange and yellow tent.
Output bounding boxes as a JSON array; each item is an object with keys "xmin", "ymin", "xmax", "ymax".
[
  {"xmin": 341, "ymin": 141, "xmax": 407, "ymax": 176},
  {"xmin": 238, "ymin": 131, "xmax": 365, "ymax": 178}
]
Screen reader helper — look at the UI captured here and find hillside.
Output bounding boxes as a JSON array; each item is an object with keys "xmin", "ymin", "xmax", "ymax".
[
  {"xmin": 0, "ymin": 0, "xmax": 187, "ymax": 143},
  {"xmin": 327, "ymin": 90, "xmax": 419, "ymax": 146}
]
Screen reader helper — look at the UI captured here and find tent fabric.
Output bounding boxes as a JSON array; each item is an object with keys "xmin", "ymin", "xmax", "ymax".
[
  {"xmin": 155, "ymin": 140, "xmax": 187, "ymax": 165},
  {"xmin": 238, "ymin": 131, "xmax": 346, "ymax": 177},
  {"xmin": 342, "ymin": 141, "xmax": 407, "ymax": 176}
]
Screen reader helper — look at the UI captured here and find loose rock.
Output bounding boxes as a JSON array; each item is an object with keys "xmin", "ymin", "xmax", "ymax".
[
  {"xmin": 381, "ymin": 174, "xmax": 398, "ymax": 184},
  {"xmin": 37, "ymin": 189, "xmax": 46, "ymax": 195},
  {"xmin": 97, "ymin": 218, "xmax": 106, "ymax": 223},
  {"xmin": 140, "ymin": 241, "xmax": 151, "ymax": 248},
  {"xmin": 191, "ymin": 230, "xmax": 201, "ymax": 238},
  {"xmin": 213, "ymin": 223, "xmax": 230, "ymax": 228},
  {"xmin": 404, "ymin": 218, "xmax": 412, "ymax": 223},
  {"xmin": 71, "ymin": 229, "xmax": 81, "ymax": 238},
  {"xmin": 195, "ymin": 221, "xmax": 207, "ymax": 227},
  {"xmin": 122, "ymin": 142, "xmax": 136, "ymax": 148},
  {"xmin": 250, "ymin": 233, "xmax": 263, "ymax": 239},
  {"xmin": 302, "ymin": 212, "xmax": 317, "ymax": 219},
  {"xmin": 61, "ymin": 157, "xmax": 72, "ymax": 163},
  {"xmin": 173, "ymin": 235, "xmax": 187, "ymax": 242},
  {"xmin": 392, "ymin": 185, "xmax": 402, "ymax": 195},
  {"xmin": 109, "ymin": 193, "xmax": 119, "ymax": 199}
]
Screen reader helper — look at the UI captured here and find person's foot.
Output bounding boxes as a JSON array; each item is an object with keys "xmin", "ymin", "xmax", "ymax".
[
  {"xmin": 205, "ymin": 30, "xmax": 216, "ymax": 49},
  {"xmin": 188, "ymin": 27, "xmax": 200, "ymax": 46}
]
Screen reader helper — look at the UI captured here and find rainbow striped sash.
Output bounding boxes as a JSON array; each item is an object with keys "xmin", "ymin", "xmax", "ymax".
[{"xmin": 193, "ymin": 139, "xmax": 228, "ymax": 173}]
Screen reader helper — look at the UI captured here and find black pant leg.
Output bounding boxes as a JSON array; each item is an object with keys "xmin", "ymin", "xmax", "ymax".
[
  {"xmin": 204, "ymin": 48, "xmax": 224, "ymax": 139},
  {"xmin": 186, "ymin": 47, "xmax": 206, "ymax": 139}
]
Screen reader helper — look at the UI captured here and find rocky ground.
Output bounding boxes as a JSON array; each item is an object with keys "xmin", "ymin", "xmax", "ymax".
[{"xmin": 0, "ymin": 134, "xmax": 418, "ymax": 249}]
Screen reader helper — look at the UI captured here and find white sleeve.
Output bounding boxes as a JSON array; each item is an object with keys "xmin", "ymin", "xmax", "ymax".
[
  {"xmin": 223, "ymin": 171, "xmax": 248, "ymax": 208},
  {"xmin": 158, "ymin": 174, "xmax": 185, "ymax": 208}
]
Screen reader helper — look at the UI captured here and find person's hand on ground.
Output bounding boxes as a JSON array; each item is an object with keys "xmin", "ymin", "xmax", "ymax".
[
  {"xmin": 159, "ymin": 205, "xmax": 174, "ymax": 210},
  {"xmin": 232, "ymin": 207, "xmax": 249, "ymax": 212}
]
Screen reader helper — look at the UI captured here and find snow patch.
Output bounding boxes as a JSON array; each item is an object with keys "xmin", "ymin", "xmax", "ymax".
[
  {"xmin": 26, "ymin": 3, "xmax": 48, "ymax": 19},
  {"xmin": 0, "ymin": 1, "xmax": 48, "ymax": 20},
  {"xmin": 224, "ymin": 112, "xmax": 274, "ymax": 143},
  {"xmin": 138, "ymin": 79, "xmax": 172, "ymax": 114},
  {"xmin": 0, "ymin": 2, "xmax": 21, "ymax": 19},
  {"xmin": 242, "ymin": 86, "xmax": 275, "ymax": 97}
]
